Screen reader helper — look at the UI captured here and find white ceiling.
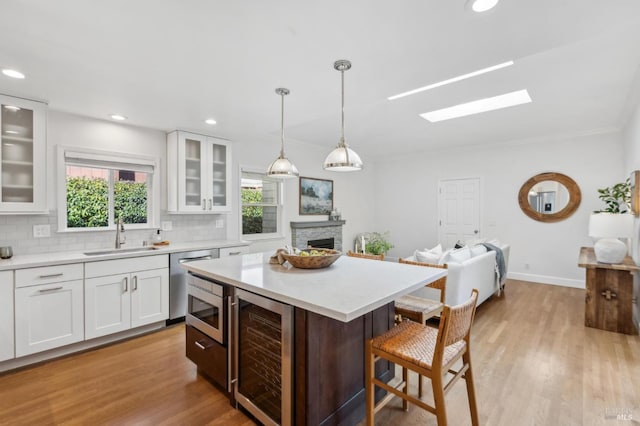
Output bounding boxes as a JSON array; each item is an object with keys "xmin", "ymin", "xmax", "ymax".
[{"xmin": 2, "ymin": 0, "xmax": 640, "ymax": 159}]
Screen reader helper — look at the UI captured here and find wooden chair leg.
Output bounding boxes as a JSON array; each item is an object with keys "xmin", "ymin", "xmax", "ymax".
[
  {"xmin": 365, "ymin": 342, "xmax": 374, "ymax": 426},
  {"xmin": 432, "ymin": 372, "xmax": 448, "ymax": 426},
  {"xmin": 463, "ymin": 351, "xmax": 479, "ymax": 426},
  {"xmin": 418, "ymin": 373, "xmax": 423, "ymax": 398},
  {"xmin": 402, "ymin": 366, "xmax": 408, "ymax": 411}
]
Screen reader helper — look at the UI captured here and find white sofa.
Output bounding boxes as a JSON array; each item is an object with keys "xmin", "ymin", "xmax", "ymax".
[{"xmin": 406, "ymin": 242, "xmax": 510, "ymax": 307}]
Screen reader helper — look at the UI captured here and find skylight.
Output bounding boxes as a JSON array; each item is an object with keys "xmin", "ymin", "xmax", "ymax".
[
  {"xmin": 420, "ymin": 89, "xmax": 532, "ymax": 122},
  {"xmin": 387, "ymin": 61, "xmax": 514, "ymax": 101}
]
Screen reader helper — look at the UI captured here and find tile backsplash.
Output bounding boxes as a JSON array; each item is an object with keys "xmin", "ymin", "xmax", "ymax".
[{"xmin": 0, "ymin": 211, "xmax": 227, "ymax": 256}]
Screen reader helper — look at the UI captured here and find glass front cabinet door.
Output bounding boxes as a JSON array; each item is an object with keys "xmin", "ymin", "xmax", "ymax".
[
  {"xmin": 167, "ymin": 131, "xmax": 231, "ymax": 213},
  {"xmin": 0, "ymin": 95, "xmax": 47, "ymax": 213}
]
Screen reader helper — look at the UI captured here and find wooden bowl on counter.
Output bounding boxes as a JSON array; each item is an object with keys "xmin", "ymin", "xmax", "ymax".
[{"xmin": 281, "ymin": 248, "xmax": 342, "ymax": 269}]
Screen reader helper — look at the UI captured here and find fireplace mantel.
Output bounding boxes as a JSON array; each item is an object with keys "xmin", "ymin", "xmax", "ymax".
[{"xmin": 290, "ymin": 220, "xmax": 346, "ymax": 229}]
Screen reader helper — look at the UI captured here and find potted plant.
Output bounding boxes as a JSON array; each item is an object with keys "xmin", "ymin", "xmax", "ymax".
[
  {"xmin": 590, "ymin": 178, "xmax": 633, "ymax": 263},
  {"xmin": 364, "ymin": 231, "xmax": 394, "ymax": 256},
  {"xmin": 596, "ymin": 178, "xmax": 631, "ymax": 213}
]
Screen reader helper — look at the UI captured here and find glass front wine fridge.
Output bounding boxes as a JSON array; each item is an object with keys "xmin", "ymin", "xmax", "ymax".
[{"xmin": 234, "ymin": 288, "xmax": 293, "ymax": 426}]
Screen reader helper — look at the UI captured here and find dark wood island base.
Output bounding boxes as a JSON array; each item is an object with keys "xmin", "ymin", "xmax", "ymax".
[{"xmin": 294, "ymin": 302, "xmax": 394, "ymax": 426}]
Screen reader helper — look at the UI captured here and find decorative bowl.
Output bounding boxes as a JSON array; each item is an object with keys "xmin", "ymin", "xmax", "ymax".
[{"xmin": 281, "ymin": 248, "xmax": 342, "ymax": 269}]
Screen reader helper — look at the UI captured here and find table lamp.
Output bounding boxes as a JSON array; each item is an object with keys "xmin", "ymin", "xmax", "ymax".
[{"xmin": 588, "ymin": 213, "xmax": 634, "ymax": 263}]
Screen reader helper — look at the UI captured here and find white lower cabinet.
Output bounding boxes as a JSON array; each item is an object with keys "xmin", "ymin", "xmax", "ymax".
[
  {"xmin": 0, "ymin": 271, "xmax": 14, "ymax": 361},
  {"xmin": 85, "ymin": 255, "xmax": 168, "ymax": 340},
  {"xmin": 14, "ymin": 278, "xmax": 84, "ymax": 357}
]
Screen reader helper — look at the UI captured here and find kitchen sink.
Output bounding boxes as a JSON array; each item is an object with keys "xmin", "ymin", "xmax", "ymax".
[{"xmin": 83, "ymin": 247, "xmax": 160, "ymax": 256}]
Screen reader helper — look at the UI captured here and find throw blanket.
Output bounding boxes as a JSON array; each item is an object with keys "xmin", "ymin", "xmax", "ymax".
[{"xmin": 481, "ymin": 243, "xmax": 507, "ymax": 295}]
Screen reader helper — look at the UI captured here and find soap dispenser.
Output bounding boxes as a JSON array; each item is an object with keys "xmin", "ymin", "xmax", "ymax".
[{"xmin": 155, "ymin": 229, "xmax": 162, "ymax": 242}]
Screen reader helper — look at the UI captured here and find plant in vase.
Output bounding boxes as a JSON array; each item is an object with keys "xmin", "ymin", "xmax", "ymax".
[
  {"xmin": 364, "ymin": 231, "xmax": 394, "ymax": 256},
  {"xmin": 589, "ymin": 178, "xmax": 633, "ymax": 263}
]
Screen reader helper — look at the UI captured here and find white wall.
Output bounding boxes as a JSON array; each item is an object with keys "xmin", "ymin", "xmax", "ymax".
[
  {"xmin": 372, "ymin": 131, "xmax": 625, "ymax": 288},
  {"xmin": 621, "ymin": 95, "xmax": 640, "ymax": 325}
]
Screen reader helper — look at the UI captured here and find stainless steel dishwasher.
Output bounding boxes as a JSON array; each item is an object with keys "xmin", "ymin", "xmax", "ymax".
[{"xmin": 168, "ymin": 249, "xmax": 219, "ymax": 324}]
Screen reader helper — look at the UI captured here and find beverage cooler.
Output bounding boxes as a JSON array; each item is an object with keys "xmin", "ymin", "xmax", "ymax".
[{"xmin": 235, "ymin": 288, "xmax": 293, "ymax": 426}]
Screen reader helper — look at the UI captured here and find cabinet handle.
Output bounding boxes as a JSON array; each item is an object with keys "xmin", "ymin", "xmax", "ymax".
[
  {"xmin": 38, "ymin": 273, "xmax": 64, "ymax": 279},
  {"xmin": 132, "ymin": 275, "xmax": 138, "ymax": 291},
  {"xmin": 202, "ymin": 199, "xmax": 206, "ymax": 210},
  {"xmin": 194, "ymin": 340, "xmax": 212, "ymax": 350},
  {"xmin": 228, "ymin": 251, "xmax": 242, "ymax": 256},
  {"xmin": 123, "ymin": 277, "xmax": 128, "ymax": 292},
  {"xmin": 39, "ymin": 286, "xmax": 63, "ymax": 293},
  {"xmin": 207, "ymin": 199, "xmax": 212, "ymax": 210}
]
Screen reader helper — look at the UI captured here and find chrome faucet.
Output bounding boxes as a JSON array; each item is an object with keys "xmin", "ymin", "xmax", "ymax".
[{"xmin": 115, "ymin": 218, "xmax": 126, "ymax": 249}]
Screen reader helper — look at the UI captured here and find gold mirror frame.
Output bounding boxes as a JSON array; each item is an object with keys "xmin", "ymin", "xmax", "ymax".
[{"xmin": 518, "ymin": 172, "xmax": 581, "ymax": 222}]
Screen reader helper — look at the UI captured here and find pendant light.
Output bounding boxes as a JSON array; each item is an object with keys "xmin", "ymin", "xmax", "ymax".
[
  {"xmin": 323, "ymin": 59, "xmax": 363, "ymax": 172},
  {"xmin": 267, "ymin": 88, "xmax": 299, "ymax": 178}
]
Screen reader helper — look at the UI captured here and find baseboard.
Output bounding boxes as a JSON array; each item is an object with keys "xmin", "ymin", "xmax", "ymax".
[{"xmin": 507, "ymin": 272, "xmax": 585, "ymax": 289}]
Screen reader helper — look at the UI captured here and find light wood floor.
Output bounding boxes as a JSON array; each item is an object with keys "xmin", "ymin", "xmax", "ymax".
[{"xmin": 0, "ymin": 280, "xmax": 638, "ymax": 425}]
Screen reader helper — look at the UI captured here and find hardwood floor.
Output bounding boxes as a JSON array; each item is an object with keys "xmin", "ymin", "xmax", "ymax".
[{"xmin": 0, "ymin": 280, "xmax": 638, "ymax": 425}]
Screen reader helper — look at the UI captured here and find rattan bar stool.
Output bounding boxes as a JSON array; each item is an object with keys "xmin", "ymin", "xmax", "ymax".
[
  {"xmin": 365, "ymin": 289, "xmax": 480, "ymax": 426},
  {"xmin": 347, "ymin": 251, "xmax": 384, "ymax": 261},
  {"xmin": 395, "ymin": 258, "xmax": 447, "ymax": 324}
]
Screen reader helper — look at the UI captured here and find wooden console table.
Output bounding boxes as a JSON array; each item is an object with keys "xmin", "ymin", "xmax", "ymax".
[{"xmin": 578, "ymin": 247, "xmax": 638, "ymax": 335}]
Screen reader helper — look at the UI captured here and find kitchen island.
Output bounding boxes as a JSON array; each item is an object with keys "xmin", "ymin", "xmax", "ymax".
[{"xmin": 183, "ymin": 252, "xmax": 446, "ymax": 426}]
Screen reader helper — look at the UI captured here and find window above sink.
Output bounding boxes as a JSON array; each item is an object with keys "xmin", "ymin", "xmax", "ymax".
[{"xmin": 57, "ymin": 147, "xmax": 160, "ymax": 233}]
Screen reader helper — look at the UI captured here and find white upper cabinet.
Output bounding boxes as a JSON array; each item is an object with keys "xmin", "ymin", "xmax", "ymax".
[
  {"xmin": 167, "ymin": 131, "xmax": 231, "ymax": 213},
  {"xmin": 0, "ymin": 95, "xmax": 47, "ymax": 213}
]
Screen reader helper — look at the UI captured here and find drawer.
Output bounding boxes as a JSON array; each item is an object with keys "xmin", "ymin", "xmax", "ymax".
[
  {"xmin": 86, "ymin": 254, "xmax": 168, "ymax": 278},
  {"xmin": 186, "ymin": 325, "xmax": 227, "ymax": 390},
  {"xmin": 219, "ymin": 246, "xmax": 249, "ymax": 257},
  {"xmin": 15, "ymin": 263, "xmax": 83, "ymax": 288}
]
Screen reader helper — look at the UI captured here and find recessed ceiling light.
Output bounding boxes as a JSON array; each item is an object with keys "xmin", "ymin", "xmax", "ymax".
[
  {"xmin": 388, "ymin": 61, "xmax": 514, "ymax": 101},
  {"xmin": 4, "ymin": 105, "xmax": 21, "ymax": 111},
  {"xmin": 420, "ymin": 89, "xmax": 532, "ymax": 122},
  {"xmin": 5, "ymin": 130, "xmax": 19, "ymax": 134},
  {"xmin": 205, "ymin": 118, "xmax": 217, "ymax": 125},
  {"xmin": 2, "ymin": 69, "xmax": 26, "ymax": 79},
  {"xmin": 109, "ymin": 114, "xmax": 127, "ymax": 121},
  {"xmin": 469, "ymin": 0, "xmax": 499, "ymax": 12}
]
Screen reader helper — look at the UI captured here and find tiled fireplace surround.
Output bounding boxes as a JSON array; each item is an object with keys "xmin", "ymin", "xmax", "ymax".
[{"xmin": 290, "ymin": 220, "xmax": 346, "ymax": 251}]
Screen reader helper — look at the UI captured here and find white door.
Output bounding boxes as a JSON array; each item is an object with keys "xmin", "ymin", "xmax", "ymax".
[
  {"xmin": 0, "ymin": 271, "xmax": 14, "ymax": 361},
  {"xmin": 438, "ymin": 178, "xmax": 481, "ymax": 249},
  {"xmin": 15, "ymin": 280, "xmax": 84, "ymax": 357},
  {"xmin": 85, "ymin": 273, "xmax": 131, "ymax": 339},
  {"xmin": 131, "ymin": 268, "xmax": 169, "ymax": 328}
]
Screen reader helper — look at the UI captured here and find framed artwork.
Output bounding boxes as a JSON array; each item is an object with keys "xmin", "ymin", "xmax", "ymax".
[{"xmin": 299, "ymin": 177, "xmax": 333, "ymax": 215}]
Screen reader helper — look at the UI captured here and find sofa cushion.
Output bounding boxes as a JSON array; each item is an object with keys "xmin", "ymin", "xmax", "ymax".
[
  {"xmin": 414, "ymin": 244, "xmax": 443, "ymax": 264},
  {"xmin": 470, "ymin": 244, "xmax": 487, "ymax": 257},
  {"xmin": 448, "ymin": 247, "xmax": 471, "ymax": 263}
]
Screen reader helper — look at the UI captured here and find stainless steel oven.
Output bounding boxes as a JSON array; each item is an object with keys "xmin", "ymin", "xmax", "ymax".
[{"xmin": 186, "ymin": 274, "xmax": 225, "ymax": 344}]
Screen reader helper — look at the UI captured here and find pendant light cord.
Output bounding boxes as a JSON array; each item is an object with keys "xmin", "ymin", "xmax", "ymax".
[
  {"xmin": 280, "ymin": 91, "xmax": 286, "ymax": 158},
  {"xmin": 340, "ymin": 68, "xmax": 346, "ymax": 146}
]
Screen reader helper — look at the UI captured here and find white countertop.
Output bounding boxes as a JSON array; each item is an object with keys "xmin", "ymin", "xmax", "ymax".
[
  {"xmin": 0, "ymin": 240, "xmax": 250, "ymax": 271},
  {"xmin": 183, "ymin": 252, "xmax": 447, "ymax": 322}
]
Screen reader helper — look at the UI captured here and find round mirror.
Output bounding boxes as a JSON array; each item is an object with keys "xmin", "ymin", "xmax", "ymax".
[{"xmin": 518, "ymin": 172, "xmax": 581, "ymax": 222}]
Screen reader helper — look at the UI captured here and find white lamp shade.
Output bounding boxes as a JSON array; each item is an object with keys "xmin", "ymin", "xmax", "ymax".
[
  {"xmin": 266, "ymin": 157, "xmax": 299, "ymax": 178},
  {"xmin": 588, "ymin": 213, "xmax": 633, "ymax": 238},
  {"xmin": 322, "ymin": 146, "xmax": 363, "ymax": 172}
]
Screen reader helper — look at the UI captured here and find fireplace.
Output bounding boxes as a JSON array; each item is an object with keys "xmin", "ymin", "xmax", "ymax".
[
  {"xmin": 307, "ymin": 238, "xmax": 334, "ymax": 249},
  {"xmin": 290, "ymin": 220, "xmax": 345, "ymax": 252}
]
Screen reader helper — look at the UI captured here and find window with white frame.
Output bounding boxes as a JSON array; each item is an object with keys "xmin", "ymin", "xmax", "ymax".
[
  {"xmin": 241, "ymin": 170, "xmax": 282, "ymax": 238},
  {"xmin": 58, "ymin": 148, "xmax": 159, "ymax": 231}
]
